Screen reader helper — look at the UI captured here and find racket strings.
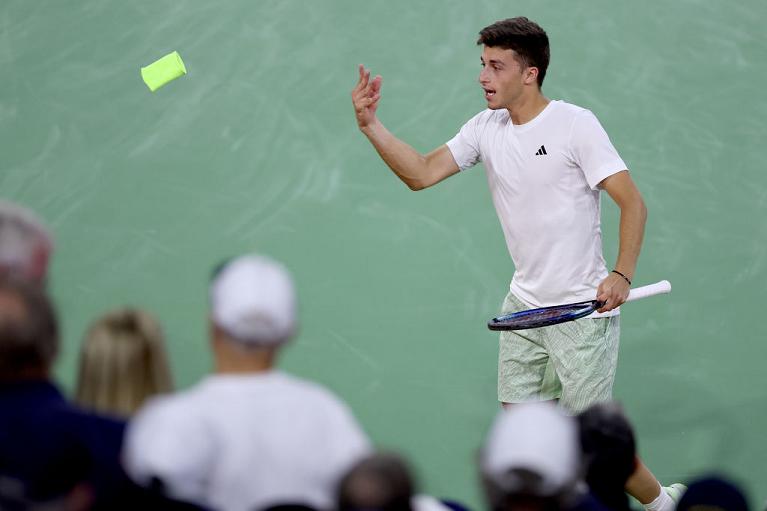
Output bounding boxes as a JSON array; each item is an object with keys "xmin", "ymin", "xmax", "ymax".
[{"xmin": 489, "ymin": 302, "xmax": 595, "ymax": 330}]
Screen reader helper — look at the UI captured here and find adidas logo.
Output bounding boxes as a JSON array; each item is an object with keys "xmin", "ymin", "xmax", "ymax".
[{"xmin": 535, "ymin": 145, "xmax": 547, "ymax": 156}]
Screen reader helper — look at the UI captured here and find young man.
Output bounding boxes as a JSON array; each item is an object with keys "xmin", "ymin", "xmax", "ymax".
[{"xmin": 351, "ymin": 16, "xmax": 682, "ymax": 511}]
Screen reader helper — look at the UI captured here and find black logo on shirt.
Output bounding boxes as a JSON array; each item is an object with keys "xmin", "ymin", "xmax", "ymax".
[{"xmin": 535, "ymin": 145, "xmax": 547, "ymax": 156}]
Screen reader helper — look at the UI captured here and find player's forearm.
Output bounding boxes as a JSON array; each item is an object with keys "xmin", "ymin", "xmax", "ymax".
[
  {"xmin": 361, "ymin": 120, "xmax": 432, "ymax": 191},
  {"xmin": 613, "ymin": 198, "xmax": 647, "ymax": 280}
]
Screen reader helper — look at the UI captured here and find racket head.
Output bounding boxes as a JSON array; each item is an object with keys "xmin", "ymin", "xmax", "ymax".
[{"xmin": 488, "ymin": 300, "xmax": 598, "ymax": 331}]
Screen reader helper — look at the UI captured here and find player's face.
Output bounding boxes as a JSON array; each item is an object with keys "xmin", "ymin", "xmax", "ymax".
[{"xmin": 479, "ymin": 46, "xmax": 527, "ymax": 110}]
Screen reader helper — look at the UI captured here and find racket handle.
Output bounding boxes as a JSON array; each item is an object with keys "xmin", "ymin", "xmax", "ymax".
[{"xmin": 625, "ymin": 280, "xmax": 671, "ymax": 303}]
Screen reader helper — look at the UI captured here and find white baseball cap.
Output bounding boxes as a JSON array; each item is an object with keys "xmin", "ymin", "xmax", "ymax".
[
  {"xmin": 481, "ymin": 401, "xmax": 580, "ymax": 497},
  {"xmin": 210, "ymin": 254, "xmax": 297, "ymax": 345}
]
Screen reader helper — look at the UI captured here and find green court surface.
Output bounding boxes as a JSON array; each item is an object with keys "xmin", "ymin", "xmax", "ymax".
[{"xmin": 2, "ymin": 1, "xmax": 765, "ymax": 508}]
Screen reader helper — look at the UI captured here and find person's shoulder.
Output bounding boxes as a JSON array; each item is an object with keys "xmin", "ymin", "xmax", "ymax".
[
  {"xmin": 549, "ymin": 100, "xmax": 592, "ymax": 120},
  {"xmin": 67, "ymin": 403, "xmax": 127, "ymax": 438},
  {"xmin": 131, "ymin": 381, "xmax": 210, "ymax": 426},
  {"xmin": 269, "ymin": 372, "xmax": 362, "ymax": 422},
  {"xmin": 14, "ymin": 381, "xmax": 126, "ymax": 436}
]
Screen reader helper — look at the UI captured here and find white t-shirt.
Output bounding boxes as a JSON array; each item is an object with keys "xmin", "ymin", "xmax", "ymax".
[
  {"xmin": 446, "ymin": 100, "xmax": 627, "ymax": 309},
  {"xmin": 123, "ymin": 371, "xmax": 371, "ymax": 511}
]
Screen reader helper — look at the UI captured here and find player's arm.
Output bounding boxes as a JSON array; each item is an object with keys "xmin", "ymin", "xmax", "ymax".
[
  {"xmin": 596, "ymin": 170, "xmax": 647, "ymax": 312},
  {"xmin": 352, "ymin": 65, "xmax": 459, "ymax": 191}
]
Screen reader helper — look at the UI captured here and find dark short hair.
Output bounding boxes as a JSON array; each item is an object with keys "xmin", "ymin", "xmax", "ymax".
[
  {"xmin": 0, "ymin": 276, "xmax": 58, "ymax": 378},
  {"xmin": 677, "ymin": 475, "xmax": 749, "ymax": 511},
  {"xmin": 338, "ymin": 453, "xmax": 415, "ymax": 511},
  {"xmin": 477, "ymin": 17, "xmax": 550, "ymax": 87},
  {"xmin": 577, "ymin": 402, "xmax": 636, "ymax": 511}
]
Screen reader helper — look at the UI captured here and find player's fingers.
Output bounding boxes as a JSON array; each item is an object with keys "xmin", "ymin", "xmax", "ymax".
[
  {"xmin": 353, "ymin": 97, "xmax": 372, "ymax": 114},
  {"xmin": 610, "ymin": 279, "xmax": 630, "ymax": 305},
  {"xmin": 353, "ymin": 65, "xmax": 370, "ymax": 92},
  {"xmin": 358, "ymin": 95, "xmax": 379, "ymax": 109},
  {"xmin": 352, "ymin": 80, "xmax": 373, "ymax": 104},
  {"xmin": 357, "ymin": 64, "xmax": 368, "ymax": 84},
  {"xmin": 370, "ymin": 75, "xmax": 383, "ymax": 94},
  {"xmin": 352, "ymin": 66, "xmax": 363, "ymax": 92},
  {"xmin": 603, "ymin": 284, "xmax": 629, "ymax": 311},
  {"xmin": 351, "ymin": 87, "xmax": 365, "ymax": 103},
  {"xmin": 597, "ymin": 293, "xmax": 618, "ymax": 312}
]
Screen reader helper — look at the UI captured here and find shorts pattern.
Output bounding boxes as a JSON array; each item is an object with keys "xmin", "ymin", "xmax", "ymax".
[{"xmin": 497, "ymin": 291, "xmax": 620, "ymax": 413}]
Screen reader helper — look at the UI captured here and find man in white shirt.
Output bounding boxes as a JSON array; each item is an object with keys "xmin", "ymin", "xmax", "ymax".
[
  {"xmin": 351, "ymin": 15, "xmax": 682, "ymax": 511},
  {"xmin": 123, "ymin": 254, "xmax": 371, "ymax": 511}
]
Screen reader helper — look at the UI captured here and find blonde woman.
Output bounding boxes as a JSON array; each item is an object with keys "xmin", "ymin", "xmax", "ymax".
[{"xmin": 75, "ymin": 308, "xmax": 173, "ymax": 417}]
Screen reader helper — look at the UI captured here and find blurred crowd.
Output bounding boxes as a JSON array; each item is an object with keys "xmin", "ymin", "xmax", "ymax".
[{"xmin": 0, "ymin": 200, "xmax": 751, "ymax": 511}]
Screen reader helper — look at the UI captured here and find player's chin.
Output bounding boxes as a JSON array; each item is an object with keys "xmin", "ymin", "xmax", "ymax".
[
  {"xmin": 483, "ymin": 94, "xmax": 500, "ymax": 109},
  {"xmin": 485, "ymin": 100, "xmax": 502, "ymax": 110}
]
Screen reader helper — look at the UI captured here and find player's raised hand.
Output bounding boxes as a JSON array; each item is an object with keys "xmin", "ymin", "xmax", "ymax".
[
  {"xmin": 352, "ymin": 64, "xmax": 382, "ymax": 130},
  {"xmin": 596, "ymin": 271, "xmax": 631, "ymax": 313}
]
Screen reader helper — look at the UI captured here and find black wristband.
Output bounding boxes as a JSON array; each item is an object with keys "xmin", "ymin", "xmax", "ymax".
[{"xmin": 611, "ymin": 270, "xmax": 631, "ymax": 286}]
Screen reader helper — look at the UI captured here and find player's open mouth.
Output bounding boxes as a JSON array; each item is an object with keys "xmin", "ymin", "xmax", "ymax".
[{"xmin": 483, "ymin": 88, "xmax": 496, "ymax": 100}]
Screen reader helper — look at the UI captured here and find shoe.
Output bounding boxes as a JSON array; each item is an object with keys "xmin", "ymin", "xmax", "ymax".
[{"xmin": 664, "ymin": 483, "xmax": 687, "ymax": 504}]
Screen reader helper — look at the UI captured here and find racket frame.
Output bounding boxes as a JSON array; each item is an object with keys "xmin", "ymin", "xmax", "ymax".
[
  {"xmin": 487, "ymin": 300, "xmax": 598, "ymax": 331},
  {"xmin": 487, "ymin": 280, "xmax": 671, "ymax": 331}
]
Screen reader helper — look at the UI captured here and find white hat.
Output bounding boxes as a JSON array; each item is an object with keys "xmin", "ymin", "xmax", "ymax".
[
  {"xmin": 481, "ymin": 401, "xmax": 580, "ymax": 497},
  {"xmin": 210, "ymin": 254, "xmax": 297, "ymax": 345}
]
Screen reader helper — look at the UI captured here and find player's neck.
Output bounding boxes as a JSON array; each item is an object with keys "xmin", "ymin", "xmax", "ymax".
[{"xmin": 506, "ymin": 91, "xmax": 549, "ymax": 125}]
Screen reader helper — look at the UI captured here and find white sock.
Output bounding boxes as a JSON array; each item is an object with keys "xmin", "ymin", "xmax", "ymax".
[{"xmin": 644, "ymin": 486, "xmax": 674, "ymax": 511}]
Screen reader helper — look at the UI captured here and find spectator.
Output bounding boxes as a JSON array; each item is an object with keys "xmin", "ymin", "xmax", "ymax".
[
  {"xmin": 0, "ymin": 275, "xmax": 124, "ymax": 509},
  {"xmin": 123, "ymin": 254, "xmax": 371, "ymax": 511},
  {"xmin": 338, "ymin": 452, "xmax": 464, "ymax": 511},
  {"xmin": 676, "ymin": 476, "xmax": 747, "ymax": 511},
  {"xmin": 479, "ymin": 401, "xmax": 603, "ymax": 511},
  {"xmin": 577, "ymin": 402, "xmax": 638, "ymax": 511},
  {"xmin": 75, "ymin": 307, "xmax": 173, "ymax": 417},
  {"xmin": 0, "ymin": 200, "xmax": 53, "ymax": 286},
  {"xmin": 577, "ymin": 402, "xmax": 686, "ymax": 511}
]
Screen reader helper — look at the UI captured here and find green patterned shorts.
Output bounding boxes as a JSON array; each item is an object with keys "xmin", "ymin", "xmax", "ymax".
[{"xmin": 498, "ymin": 291, "xmax": 620, "ymax": 413}]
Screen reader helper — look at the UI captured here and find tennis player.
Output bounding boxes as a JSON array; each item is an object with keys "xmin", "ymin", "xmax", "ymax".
[{"xmin": 352, "ymin": 16, "xmax": 682, "ymax": 511}]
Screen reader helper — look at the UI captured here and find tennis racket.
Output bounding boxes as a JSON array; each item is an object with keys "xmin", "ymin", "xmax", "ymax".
[{"xmin": 487, "ymin": 280, "xmax": 671, "ymax": 331}]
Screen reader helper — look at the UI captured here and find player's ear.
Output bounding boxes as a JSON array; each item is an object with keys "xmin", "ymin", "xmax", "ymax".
[{"xmin": 524, "ymin": 67, "xmax": 539, "ymax": 85}]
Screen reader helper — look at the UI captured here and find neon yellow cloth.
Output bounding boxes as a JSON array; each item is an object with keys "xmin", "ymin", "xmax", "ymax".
[{"xmin": 141, "ymin": 51, "xmax": 187, "ymax": 92}]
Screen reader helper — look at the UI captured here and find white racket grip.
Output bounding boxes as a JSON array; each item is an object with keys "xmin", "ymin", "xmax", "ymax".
[{"xmin": 625, "ymin": 280, "xmax": 671, "ymax": 303}]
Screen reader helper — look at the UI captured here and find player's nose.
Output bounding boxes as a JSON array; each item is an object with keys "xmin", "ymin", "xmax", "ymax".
[{"xmin": 478, "ymin": 68, "xmax": 490, "ymax": 85}]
